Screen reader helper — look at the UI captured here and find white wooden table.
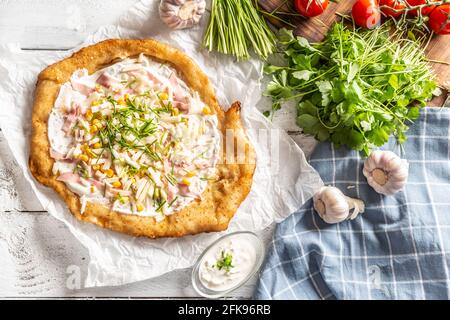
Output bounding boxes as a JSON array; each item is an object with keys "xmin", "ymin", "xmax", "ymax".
[{"xmin": 0, "ymin": 0, "xmax": 316, "ymax": 299}]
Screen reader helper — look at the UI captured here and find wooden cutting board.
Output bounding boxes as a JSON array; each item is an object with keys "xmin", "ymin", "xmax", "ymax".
[{"xmin": 258, "ymin": 0, "xmax": 449, "ymax": 107}]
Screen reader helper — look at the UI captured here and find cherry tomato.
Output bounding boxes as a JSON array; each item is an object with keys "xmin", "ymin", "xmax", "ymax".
[
  {"xmin": 352, "ymin": 0, "xmax": 382, "ymax": 29},
  {"xmin": 294, "ymin": 0, "xmax": 330, "ymax": 17},
  {"xmin": 429, "ymin": 4, "xmax": 450, "ymax": 34},
  {"xmin": 379, "ymin": 0, "xmax": 406, "ymax": 17},
  {"xmin": 406, "ymin": 0, "xmax": 437, "ymax": 16}
]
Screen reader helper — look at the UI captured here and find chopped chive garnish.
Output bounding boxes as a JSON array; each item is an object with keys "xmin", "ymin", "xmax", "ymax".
[
  {"xmin": 168, "ymin": 196, "xmax": 178, "ymax": 208},
  {"xmin": 155, "ymin": 200, "xmax": 166, "ymax": 212},
  {"xmin": 214, "ymin": 251, "xmax": 234, "ymax": 273}
]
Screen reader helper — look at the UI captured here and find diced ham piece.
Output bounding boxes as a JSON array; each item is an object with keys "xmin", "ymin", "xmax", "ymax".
[
  {"xmin": 178, "ymin": 183, "xmax": 201, "ymax": 199},
  {"xmin": 169, "ymin": 73, "xmax": 190, "ymax": 106},
  {"xmin": 71, "ymin": 78, "xmax": 94, "ymax": 96},
  {"xmin": 178, "ymin": 183, "xmax": 190, "ymax": 196},
  {"xmin": 62, "ymin": 105, "xmax": 79, "ymax": 135},
  {"xmin": 90, "ymin": 179, "xmax": 105, "ymax": 189},
  {"xmin": 96, "ymin": 73, "xmax": 120, "ymax": 89},
  {"xmin": 173, "ymin": 101, "xmax": 189, "ymax": 112},
  {"xmin": 146, "ymin": 70, "xmax": 162, "ymax": 84},
  {"xmin": 62, "ymin": 113, "xmax": 77, "ymax": 135},
  {"xmin": 50, "ymin": 149, "xmax": 65, "ymax": 160},
  {"xmin": 167, "ymin": 183, "xmax": 178, "ymax": 203},
  {"xmin": 57, "ymin": 172, "xmax": 80, "ymax": 184}
]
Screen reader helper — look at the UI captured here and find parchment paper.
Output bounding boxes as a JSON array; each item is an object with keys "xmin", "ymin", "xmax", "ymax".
[{"xmin": 0, "ymin": 0, "xmax": 323, "ymax": 287}]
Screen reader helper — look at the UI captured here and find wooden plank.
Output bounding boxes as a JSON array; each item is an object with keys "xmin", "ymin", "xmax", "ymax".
[
  {"xmin": 258, "ymin": 0, "xmax": 449, "ymax": 106},
  {"xmin": 0, "ymin": 0, "xmax": 138, "ymax": 49},
  {"xmin": 0, "ymin": 131, "xmax": 43, "ymax": 211}
]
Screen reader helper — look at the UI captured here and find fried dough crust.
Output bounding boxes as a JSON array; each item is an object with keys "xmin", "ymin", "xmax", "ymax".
[{"xmin": 29, "ymin": 39, "xmax": 256, "ymax": 238}]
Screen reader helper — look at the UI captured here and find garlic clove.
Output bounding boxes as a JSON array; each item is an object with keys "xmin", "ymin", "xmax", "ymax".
[
  {"xmin": 363, "ymin": 150, "xmax": 409, "ymax": 196},
  {"xmin": 384, "ymin": 154, "xmax": 403, "ymax": 172},
  {"xmin": 159, "ymin": 0, "xmax": 206, "ymax": 30},
  {"xmin": 313, "ymin": 186, "xmax": 365, "ymax": 224},
  {"xmin": 367, "ymin": 150, "xmax": 383, "ymax": 169},
  {"xmin": 345, "ymin": 196, "xmax": 365, "ymax": 220}
]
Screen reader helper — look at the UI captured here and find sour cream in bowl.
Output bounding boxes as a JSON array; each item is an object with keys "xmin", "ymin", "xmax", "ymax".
[{"xmin": 191, "ymin": 231, "xmax": 265, "ymax": 298}]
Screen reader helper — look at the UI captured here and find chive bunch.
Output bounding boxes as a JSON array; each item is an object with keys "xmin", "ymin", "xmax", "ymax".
[{"xmin": 203, "ymin": 0, "xmax": 276, "ymax": 60}]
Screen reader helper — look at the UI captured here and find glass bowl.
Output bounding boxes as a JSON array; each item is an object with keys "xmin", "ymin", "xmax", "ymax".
[{"xmin": 191, "ymin": 231, "xmax": 265, "ymax": 299}]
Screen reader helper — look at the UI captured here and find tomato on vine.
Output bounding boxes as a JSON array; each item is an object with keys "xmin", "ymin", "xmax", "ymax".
[
  {"xmin": 352, "ymin": 0, "xmax": 382, "ymax": 29},
  {"xmin": 429, "ymin": 4, "xmax": 450, "ymax": 34},
  {"xmin": 294, "ymin": 0, "xmax": 330, "ymax": 17},
  {"xmin": 379, "ymin": 0, "xmax": 407, "ymax": 17},
  {"xmin": 406, "ymin": 0, "xmax": 438, "ymax": 16}
]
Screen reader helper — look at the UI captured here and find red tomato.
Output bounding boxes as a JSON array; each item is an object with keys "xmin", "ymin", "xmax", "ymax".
[
  {"xmin": 352, "ymin": 0, "xmax": 382, "ymax": 29},
  {"xmin": 429, "ymin": 4, "xmax": 450, "ymax": 34},
  {"xmin": 406, "ymin": 0, "xmax": 437, "ymax": 16},
  {"xmin": 379, "ymin": 0, "xmax": 406, "ymax": 17},
  {"xmin": 294, "ymin": 0, "xmax": 330, "ymax": 17}
]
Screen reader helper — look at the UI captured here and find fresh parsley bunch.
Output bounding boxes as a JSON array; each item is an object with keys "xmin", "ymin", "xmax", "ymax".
[{"xmin": 265, "ymin": 21, "xmax": 440, "ymax": 155}]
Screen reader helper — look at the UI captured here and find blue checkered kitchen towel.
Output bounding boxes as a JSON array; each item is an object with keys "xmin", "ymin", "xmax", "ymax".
[{"xmin": 254, "ymin": 107, "xmax": 450, "ymax": 300}]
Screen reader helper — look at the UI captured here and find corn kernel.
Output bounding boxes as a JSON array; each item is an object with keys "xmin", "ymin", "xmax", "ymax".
[
  {"xmin": 90, "ymin": 125, "xmax": 98, "ymax": 134},
  {"xmin": 92, "ymin": 165, "xmax": 100, "ymax": 171},
  {"xmin": 90, "ymin": 185, "xmax": 96, "ymax": 193},
  {"xmin": 86, "ymin": 110, "xmax": 93, "ymax": 121},
  {"xmin": 131, "ymin": 178, "xmax": 136, "ymax": 184},
  {"xmin": 93, "ymin": 142, "xmax": 102, "ymax": 149},
  {"xmin": 186, "ymin": 171, "xmax": 196, "ymax": 177},
  {"xmin": 81, "ymin": 144, "xmax": 93, "ymax": 156},
  {"xmin": 181, "ymin": 177, "xmax": 191, "ymax": 186},
  {"xmin": 172, "ymin": 107, "xmax": 179, "ymax": 116},
  {"xmin": 112, "ymin": 181, "xmax": 122, "ymax": 188},
  {"xmin": 159, "ymin": 92, "xmax": 169, "ymax": 100},
  {"xmin": 92, "ymin": 118, "xmax": 101, "ymax": 126},
  {"xmin": 91, "ymin": 100, "xmax": 101, "ymax": 107},
  {"xmin": 136, "ymin": 204, "xmax": 145, "ymax": 212},
  {"xmin": 79, "ymin": 154, "xmax": 89, "ymax": 162},
  {"xmin": 202, "ymin": 106, "xmax": 212, "ymax": 115},
  {"xmin": 105, "ymin": 169, "xmax": 114, "ymax": 178},
  {"xmin": 117, "ymin": 98, "xmax": 126, "ymax": 106},
  {"xmin": 138, "ymin": 170, "xmax": 146, "ymax": 178}
]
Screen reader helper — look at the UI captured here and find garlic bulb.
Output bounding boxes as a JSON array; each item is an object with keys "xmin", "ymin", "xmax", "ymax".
[
  {"xmin": 159, "ymin": 0, "xmax": 206, "ymax": 30},
  {"xmin": 363, "ymin": 150, "xmax": 408, "ymax": 195},
  {"xmin": 313, "ymin": 186, "xmax": 365, "ymax": 224}
]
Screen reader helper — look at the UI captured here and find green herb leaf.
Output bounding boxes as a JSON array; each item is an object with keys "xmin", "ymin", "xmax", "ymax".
[
  {"xmin": 293, "ymin": 70, "xmax": 314, "ymax": 81},
  {"xmin": 297, "ymin": 114, "xmax": 319, "ymax": 130},
  {"xmin": 215, "ymin": 251, "xmax": 234, "ymax": 273},
  {"xmin": 388, "ymin": 74, "xmax": 399, "ymax": 90}
]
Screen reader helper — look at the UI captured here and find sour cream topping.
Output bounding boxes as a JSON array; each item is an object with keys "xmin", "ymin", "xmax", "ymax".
[
  {"xmin": 198, "ymin": 236, "xmax": 257, "ymax": 292},
  {"xmin": 48, "ymin": 53, "xmax": 221, "ymax": 221}
]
